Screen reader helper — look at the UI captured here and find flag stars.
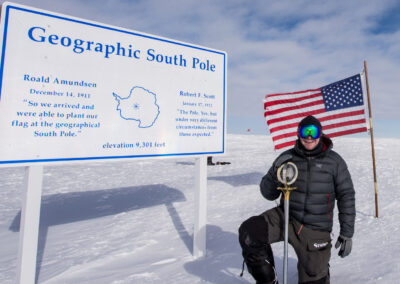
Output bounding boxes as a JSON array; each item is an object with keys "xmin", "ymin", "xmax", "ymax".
[{"xmin": 321, "ymin": 74, "xmax": 364, "ymax": 111}]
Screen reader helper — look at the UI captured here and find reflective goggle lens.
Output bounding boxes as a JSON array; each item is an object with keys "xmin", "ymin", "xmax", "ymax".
[{"xmin": 299, "ymin": 125, "xmax": 320, "ymax": 139}]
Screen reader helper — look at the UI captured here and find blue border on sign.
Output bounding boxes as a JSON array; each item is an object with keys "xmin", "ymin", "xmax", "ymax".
[{"xmin": 0, "ymin": 4, "xmax": 227, "ymax": 165}]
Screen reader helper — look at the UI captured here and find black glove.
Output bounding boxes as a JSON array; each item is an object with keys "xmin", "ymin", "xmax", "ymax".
[{"xmin": 335, "ymin": 235, "xmax": 352, "ymax": 258}]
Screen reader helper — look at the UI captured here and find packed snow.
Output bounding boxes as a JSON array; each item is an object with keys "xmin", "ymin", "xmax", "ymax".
[{"xmin": 0, "ymin": 134, "xmax": 399, "ymax": 283}]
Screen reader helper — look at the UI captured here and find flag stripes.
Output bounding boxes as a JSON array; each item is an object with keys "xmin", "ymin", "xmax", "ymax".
[{"xmin": 264, "ymin": 74, "xmax": 368, "ymax": 150}]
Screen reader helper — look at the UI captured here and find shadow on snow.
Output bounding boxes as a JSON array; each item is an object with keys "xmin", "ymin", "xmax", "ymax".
[
  {"xmin": 9, "ymin": 184, "xmax": 186, "ymax": 283},
  {"xmin": 8, "ymin": 182, "xmax": 298, "ymax": 283},
  {"xmin": 209, "ymin": 172, "xmax": 264, "ymax": 187},
  {"xmin": 183, "ymin": 224, "xmax": 298, "ymax": 283}
]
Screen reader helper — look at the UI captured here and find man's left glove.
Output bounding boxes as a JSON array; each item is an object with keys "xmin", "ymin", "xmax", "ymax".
[{"xmin": 335, "ymin": 235, "xmax": 352, "ymax": 258}]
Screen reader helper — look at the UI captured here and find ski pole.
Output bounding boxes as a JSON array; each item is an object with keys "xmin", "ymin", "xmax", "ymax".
[{"xmin": 277, "ymin": 162, "xmax": 298, "ymax": 284}]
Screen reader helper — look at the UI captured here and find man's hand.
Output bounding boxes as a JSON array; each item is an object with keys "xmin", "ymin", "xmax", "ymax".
[{"xmin": 335, "ymin": 235, "xmax": 352, "ymax": 258}]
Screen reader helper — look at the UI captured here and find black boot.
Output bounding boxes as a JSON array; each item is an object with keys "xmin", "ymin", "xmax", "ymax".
[
  {"xmin": 239, "ymin": 216, "xmax": 278, "ymax": 284},
  {"xmin": 245, "ymin": 250, "xmax": 278, "ymax": 284}
]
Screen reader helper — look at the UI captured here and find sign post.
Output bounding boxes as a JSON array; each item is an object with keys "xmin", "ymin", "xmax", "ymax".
[
  {"xmin": 17, "ymin": 166, "xmax": 43, "ymax": 284},
  {"xmin": 194, "ymin": 156, "xmax": 207, "ymax": 257}
]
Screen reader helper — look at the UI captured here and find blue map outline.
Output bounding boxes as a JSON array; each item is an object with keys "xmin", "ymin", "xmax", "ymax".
[{"xmin": 113, "ymin": 86, "xmax": 160, "ymax": 128}]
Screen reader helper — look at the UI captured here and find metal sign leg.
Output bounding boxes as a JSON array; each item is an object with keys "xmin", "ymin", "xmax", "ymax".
[
  {"xmin": 17, "ymin": 166, "xmax": 44, "ymax": 284},
  {"xmin": 193, "ymin": 156, "xmax": 207, "ymax": 258}
]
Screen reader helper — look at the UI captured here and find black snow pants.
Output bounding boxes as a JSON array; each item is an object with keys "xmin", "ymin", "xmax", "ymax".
[{"xmin": 239, "ymin": 206, "xmax": 331, "ymax": 284}]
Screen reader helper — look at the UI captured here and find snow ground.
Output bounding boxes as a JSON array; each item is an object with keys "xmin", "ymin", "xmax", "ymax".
[{"xmin": 0, "ymin": 134, "xmax": 399, "ymax": 283}]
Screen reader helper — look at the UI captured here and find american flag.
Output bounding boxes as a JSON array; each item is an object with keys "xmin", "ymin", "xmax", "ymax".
[{"xmin": 264, "ymin": 74, "xmax": 368, "ymax": 150}]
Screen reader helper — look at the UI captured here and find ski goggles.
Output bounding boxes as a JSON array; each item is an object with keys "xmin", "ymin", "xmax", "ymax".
[{"xmin": 299, "ymin": 124, "xmax": 321, "ymax": 139}]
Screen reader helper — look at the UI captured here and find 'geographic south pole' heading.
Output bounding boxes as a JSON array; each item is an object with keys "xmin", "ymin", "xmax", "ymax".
[{"xmin": 27, "ymin": 26, "xmax": 217, "ymax": 72}]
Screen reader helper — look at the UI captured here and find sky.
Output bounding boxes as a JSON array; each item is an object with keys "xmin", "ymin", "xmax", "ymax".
[{"xmin": 2, "ymin": 0, "xmax": 400, "ymax": 136}]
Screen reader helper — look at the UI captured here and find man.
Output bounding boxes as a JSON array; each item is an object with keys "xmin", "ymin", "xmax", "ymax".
[{"xmin": 239, "ymin": 115, "xmax": 355, "ymax": 284}]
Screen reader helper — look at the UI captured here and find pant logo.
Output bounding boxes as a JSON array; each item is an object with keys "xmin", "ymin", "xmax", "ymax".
[{"xmin": 313, "ymin": 242, "xmax": 328, "ymax": 249}]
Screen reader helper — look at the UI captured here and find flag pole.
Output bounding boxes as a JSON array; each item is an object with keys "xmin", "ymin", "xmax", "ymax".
[{"xmin": 363, "ymin": 60, "xmax": 379, "ymax": 218}]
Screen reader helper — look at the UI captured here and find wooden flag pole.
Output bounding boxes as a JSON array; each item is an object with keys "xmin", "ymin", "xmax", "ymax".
[{"xmin": 363, "ymin": 60, "xmax": 379, "ymax": 218}]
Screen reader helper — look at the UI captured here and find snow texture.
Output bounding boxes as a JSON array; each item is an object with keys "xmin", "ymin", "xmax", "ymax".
[{"xmin": 0, "ymin": 134, "xmax": 399, "ymax": 283}]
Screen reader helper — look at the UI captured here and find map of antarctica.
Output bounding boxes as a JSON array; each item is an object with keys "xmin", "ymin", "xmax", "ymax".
[{"xmin": 113, "ymin": 86, "xmax": 160, "ymax": 128}]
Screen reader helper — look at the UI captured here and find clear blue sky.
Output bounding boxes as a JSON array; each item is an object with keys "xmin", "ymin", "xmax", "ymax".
[{"xmin": 3, "ymin": 0, "xmax": 400, "ymax": 137}]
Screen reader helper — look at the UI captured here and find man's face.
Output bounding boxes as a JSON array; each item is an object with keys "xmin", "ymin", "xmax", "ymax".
[{"xmin": 300, "ymin": 137, "xmax": 320, "ymax": 151}]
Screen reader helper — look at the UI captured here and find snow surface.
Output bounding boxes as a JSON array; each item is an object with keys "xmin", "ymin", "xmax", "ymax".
[{"xmin": 0, "ymin": 134, "xmax": 399, "ymax": 283}]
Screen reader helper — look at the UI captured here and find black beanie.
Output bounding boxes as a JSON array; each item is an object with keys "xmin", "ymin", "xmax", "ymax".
[{"xmin": 298, "ymin": 115, "xmax": 322, "ymax": 134}]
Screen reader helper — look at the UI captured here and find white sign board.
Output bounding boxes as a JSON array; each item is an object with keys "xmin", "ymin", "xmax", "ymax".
[{"xmin": 0, "ymin": 2, "xmax": 227, "ymax": 165}]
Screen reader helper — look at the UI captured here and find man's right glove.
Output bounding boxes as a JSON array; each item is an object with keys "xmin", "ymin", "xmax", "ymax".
[{"xmin": 335, "ymin": 235, "xmax": 352, "ymax": 258}]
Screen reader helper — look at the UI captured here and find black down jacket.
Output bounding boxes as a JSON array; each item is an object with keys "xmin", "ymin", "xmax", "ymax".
[{"xmin": 260, "ymin": 135, "xmax": 355, "ymax": 238}]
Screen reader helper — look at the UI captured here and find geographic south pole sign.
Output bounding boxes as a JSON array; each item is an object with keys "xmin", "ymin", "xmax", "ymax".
[{"xmin": 0, "ymin": 2, "xmax": 227, "ymax": 165}]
